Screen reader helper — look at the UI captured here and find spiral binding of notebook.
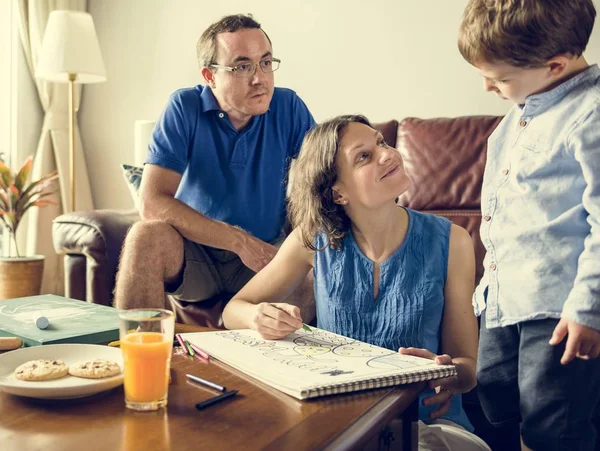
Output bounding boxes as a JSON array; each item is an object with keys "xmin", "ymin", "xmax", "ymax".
[{"xmin": 302, "ymin": 365, "xmax": 457, "ymax": 399}]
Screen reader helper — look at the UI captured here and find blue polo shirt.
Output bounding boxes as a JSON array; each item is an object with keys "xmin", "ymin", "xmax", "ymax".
[{"xmin": 146, "ymin": 85, "xmax": 315, "ymax": 242}]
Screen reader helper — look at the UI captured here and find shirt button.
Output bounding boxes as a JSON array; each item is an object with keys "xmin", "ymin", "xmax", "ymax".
[
  {"xmin": 490, "ymin": 263, "xmax": 497, "ymax": 270},
  {"xmin": 218, "ymin": 112, "xmax": 225, "ymax": 118},
  {"xmin": 484, "ymin": 215, "xmax": 491, "ymax": 221},
  {"xmin": 519, "ymin": 119, "xmax": 527, "ymax": 127},
  {"xmin": 502, "ymin": 168, "xmax": 509, "ymax": 176}
]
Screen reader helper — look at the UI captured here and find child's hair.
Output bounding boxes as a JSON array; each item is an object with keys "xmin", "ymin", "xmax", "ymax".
[
  {"xmin": 458, "ymin": 0, "xmax": 596, "ymax": 67},
  {"xmin": 287, "ymin": 115, "xmax": 371, "ymax": 251}
]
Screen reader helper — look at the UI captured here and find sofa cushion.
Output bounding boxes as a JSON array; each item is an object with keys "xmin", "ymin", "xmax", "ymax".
[{"xmin": 396, "ymin": 116, "xmax": 502, "ymax": 210}]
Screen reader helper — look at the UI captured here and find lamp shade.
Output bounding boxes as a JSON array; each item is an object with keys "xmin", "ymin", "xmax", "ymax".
[{"xmin": 36, "ymin": 10, "xmax": 106, "ymax": 83}]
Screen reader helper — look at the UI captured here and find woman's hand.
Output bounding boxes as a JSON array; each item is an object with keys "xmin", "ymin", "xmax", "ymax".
[
  {"xmin": 399, "ymin": 347, "xmax": 460, "ymax": 420},
  {"xmin": 251, "ymin": 302, "xmax": 304, "ymax": 340}
]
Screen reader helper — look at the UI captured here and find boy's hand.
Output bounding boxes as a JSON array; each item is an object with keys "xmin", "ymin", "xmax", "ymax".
[
  {"xmin": 399, "ymin": 347, "xmax": 459, "ymax": 420},
  {"xmin": 549, "ymin": 318, "xmax": 600, "ymax": 364}
]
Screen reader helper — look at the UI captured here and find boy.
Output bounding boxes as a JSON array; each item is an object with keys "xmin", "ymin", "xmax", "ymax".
[{"xmin": 458, "ymin": 0, "xmax": 600, "ymax": 450}]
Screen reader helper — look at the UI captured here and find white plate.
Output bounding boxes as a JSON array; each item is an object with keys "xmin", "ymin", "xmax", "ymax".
[{"xmin": 0, "ymin": 344, "xmax": 124, "ymax": 400}]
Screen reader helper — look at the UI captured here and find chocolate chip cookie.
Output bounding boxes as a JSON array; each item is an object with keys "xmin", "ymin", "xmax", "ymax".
[
  {"xmin": 14, "ymin": 359, "xmax": 69, "ymax": 381},
  {"xmin": 68, "ymin": 359, "xmax": 121, "ymax": 379}
]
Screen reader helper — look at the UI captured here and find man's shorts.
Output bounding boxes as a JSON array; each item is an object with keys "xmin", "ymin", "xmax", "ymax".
[
  {"xmin": 477, "ymin": 309, "xmax": 600, "ymax": 451},
  {"xmin": 164, "ymin": 237, "xmax": 255, "ymax": 302},
  {"xmin": 165, "ymin": 235, "xmax": 283, "ymax": 302}
]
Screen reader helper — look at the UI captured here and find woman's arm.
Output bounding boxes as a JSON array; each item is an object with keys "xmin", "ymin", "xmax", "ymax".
[
  {"xmin": 222, "ymin": 229, "xmax": 314, "ymax": 339},
  {"xmin": 400, "ymin": 224, "xmax": 478, "ymax": 420},
  {"xmin": 440, "ymin": 224, "xmax": 479, "ymax": 393}
]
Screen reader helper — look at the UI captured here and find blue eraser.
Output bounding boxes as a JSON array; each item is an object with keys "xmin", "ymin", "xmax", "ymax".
[{"xmin": 35, "ymin": 316, "xmax": 50, "ymax": 330}]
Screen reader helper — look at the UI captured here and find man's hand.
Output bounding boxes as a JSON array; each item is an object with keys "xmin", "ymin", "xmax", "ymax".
[
  {"xmin": 251, "ymin": 302, "xmax": 303, "ymax": 340},
  {"xmin": 549, "ymin": 318, "xmax": 600, "ymax": 364},
  {"xmin": 399, "ymin": 347, "xmax": 460, "ymax": 420},
  {"xmin": 234, "ymin": 232, "xmax": 278, "ymax": 273}
]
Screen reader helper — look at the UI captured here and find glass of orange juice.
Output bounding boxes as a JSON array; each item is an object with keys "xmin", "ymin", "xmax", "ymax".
[{"xmin": 119, "ymin": 309, "xmax": 175, "ymax": 411}]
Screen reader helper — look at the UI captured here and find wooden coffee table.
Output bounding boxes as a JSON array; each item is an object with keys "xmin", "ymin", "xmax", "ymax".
[{"xmin": 0, "ymin": 325, "xmax": 423, "ymax": 450}]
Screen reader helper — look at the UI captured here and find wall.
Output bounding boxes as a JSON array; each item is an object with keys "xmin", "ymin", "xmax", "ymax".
[{"xmin": 82, "ymin": 0, "xmax": 600, "ymax": 209}]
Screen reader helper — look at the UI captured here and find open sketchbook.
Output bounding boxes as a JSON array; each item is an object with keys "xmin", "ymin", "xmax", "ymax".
[{"xmin": 181, "ymin": 327, "xmax": 456, "ymax": 400}]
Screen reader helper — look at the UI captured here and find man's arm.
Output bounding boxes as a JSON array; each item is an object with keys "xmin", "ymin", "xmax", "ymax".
[{"xmin": 139, "ymin": 164, "xmax": 276, "ymax": 272}]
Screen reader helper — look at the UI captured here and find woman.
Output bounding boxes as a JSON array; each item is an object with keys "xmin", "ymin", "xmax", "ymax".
[{"xmin": 223, "ymin": 115, "xmax": 486, "ymax": 448}]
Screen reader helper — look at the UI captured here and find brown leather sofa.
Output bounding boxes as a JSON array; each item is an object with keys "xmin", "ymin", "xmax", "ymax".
[{"xmin": 53, "ymin": 115, "xmax": 524, "ymax": 449}]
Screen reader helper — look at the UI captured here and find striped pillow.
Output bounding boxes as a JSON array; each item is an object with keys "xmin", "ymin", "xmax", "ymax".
[{"xmin": 121, "ymin": 164, "xmax": 143, "ymax": 208}]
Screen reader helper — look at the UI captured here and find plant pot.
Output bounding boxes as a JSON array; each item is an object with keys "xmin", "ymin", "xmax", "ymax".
[{"xmin": 0, "ymin": 255, "xmax": 45, "ymax": 301}]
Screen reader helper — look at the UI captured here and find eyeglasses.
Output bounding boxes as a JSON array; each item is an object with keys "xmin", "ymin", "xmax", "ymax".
[{"xmin": 210, "ymin": 58, "xmax": 281, "ymax": 78}]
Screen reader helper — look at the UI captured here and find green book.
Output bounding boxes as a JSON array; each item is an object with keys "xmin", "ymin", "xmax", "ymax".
[{"xmin": 0, "ymin": 294, "xmax": 121, "ymax": 347}]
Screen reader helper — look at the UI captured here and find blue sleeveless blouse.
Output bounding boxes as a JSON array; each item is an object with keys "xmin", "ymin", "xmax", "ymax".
[{"xmin": 313, "ymin": 208, "xmax": 473, "ymax": 431}]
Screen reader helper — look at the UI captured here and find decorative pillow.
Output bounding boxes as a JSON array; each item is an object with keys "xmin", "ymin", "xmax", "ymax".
[{"xmin": 121, "ymin": 164, "xmax": 143, "ymax": 209}]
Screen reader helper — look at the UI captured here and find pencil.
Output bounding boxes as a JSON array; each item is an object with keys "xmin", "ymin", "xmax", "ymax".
[{"xmin": 188, "ymin": 342, "xmax": 211, "ymax": 361}]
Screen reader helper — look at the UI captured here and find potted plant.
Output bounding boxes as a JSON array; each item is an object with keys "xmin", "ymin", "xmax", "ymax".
[{"xmin": 0, "ymin": 155, "xmax": 58, "ymax": 300}]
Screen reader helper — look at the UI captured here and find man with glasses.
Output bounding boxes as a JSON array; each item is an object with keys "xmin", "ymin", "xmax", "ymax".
[{"xmin": 115, "ymin": 14, "xmax": 315, "ymax": 324}]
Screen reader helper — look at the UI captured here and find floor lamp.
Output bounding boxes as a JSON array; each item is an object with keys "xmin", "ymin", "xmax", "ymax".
[{"xmin": 35, "ymin": 10, "xmax": 106, "ymax": 212}]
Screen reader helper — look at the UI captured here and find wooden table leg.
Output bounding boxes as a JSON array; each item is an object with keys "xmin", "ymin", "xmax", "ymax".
[{"xmin": 401, "ymin": 397, "xmax": 419, "ymax": 451}]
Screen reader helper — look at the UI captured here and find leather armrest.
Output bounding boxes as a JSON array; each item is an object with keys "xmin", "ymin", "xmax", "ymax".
[{"xmin": 53, "ymin": 209, "xmax": 140, "ymax": 305}]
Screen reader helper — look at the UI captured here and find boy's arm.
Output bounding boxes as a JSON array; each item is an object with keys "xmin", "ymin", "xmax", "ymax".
[
  {"xmin": 552, "ymin": 108, "xmax": 600, "ymax": 362},
  {"xmin": 222, "ymin": 229, "xmax": 314, "ymax": 339}
]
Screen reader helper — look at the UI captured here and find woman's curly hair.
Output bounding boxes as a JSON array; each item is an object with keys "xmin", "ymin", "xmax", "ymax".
[{"xmin": 287, "ymin": 115, "xmax": 371, "ymax": 251}]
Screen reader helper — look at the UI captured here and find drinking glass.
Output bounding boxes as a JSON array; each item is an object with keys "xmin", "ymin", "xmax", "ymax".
[{"xmin": 119, "ymin": 309, "xmax": 175, "ymax": 411}]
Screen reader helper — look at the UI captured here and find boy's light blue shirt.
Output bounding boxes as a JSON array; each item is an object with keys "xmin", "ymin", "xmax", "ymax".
[{"xmin": 474, "ymin": 65, "xmax": 600, "ymax": 330}]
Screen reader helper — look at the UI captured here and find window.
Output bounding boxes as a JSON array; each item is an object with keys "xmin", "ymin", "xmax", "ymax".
[{"xmin": 0, "ymin": 0, "xmax": 16, "ymax": 255}]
